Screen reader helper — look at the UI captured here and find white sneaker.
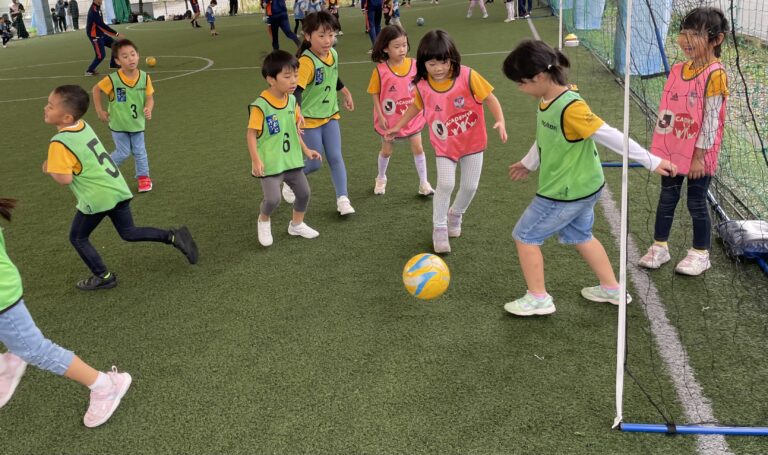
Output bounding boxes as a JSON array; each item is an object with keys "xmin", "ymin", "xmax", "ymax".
[
  {"xmin": 288, "ymin": 221, "xmax": 320, "ymax": 239},
  {"xmin": 374, "ymin": 177, "xmax": 387, "ymax": 195},
  {"xmin": 466, "ymin": 11, "xmax": 472, "ymax": 17},
  {"xmin": 504, "ymin": 16, "xmax": 514, "ymax": 22},
  {"xmin": 418, "ymin": 181, "xmax": 434, "ymax": 196},
  {"xmin": 257, "ymin": 219, "xmax": 273, "ymax": 246},
  {"xmin": 281, "ymin": 182, "xmax": 296, "ymax": 204},
  {"xmin": 482, "ymin": 12, "xmax": 488, "ymax": 18},
  {"xmin": 675, "ymin": 249, "xmax": 711, "ymax": 276},
  {"xmin": 638, "ymin": 244, "xmax": 671, "ymax": 269},
  {"xmin": 0, "ymin": 353, "xmax": 27, "ymax": 409},
  {"xmin": 337, "ymin": 30, "xmax": 344, "ymax": 35},
  {"xmin": 337, "ymin": 196, "xmax": 355, "ymax": 215}
]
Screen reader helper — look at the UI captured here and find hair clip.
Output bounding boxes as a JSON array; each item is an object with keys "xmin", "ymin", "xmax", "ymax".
[{"xmin": 547, "ymin": 64, "xmax": 552, "ymax": 70}]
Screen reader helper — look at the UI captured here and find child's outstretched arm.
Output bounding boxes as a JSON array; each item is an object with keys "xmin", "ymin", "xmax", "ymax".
[
  {"xmin": 484, "ymin": 92, "xmax": 507, "ymax": 143},
  {"xmin": 339, "ymin": 85, "xmax": 354, "ymax": 111},
  {"xmin": 91, "ymin": 84, "xmax": 109, "ymax": 122},
  {"xmin": 246, "ymin": 128, "xmax": 264, "ymax": 177},
  {"xmin": 299, "ymin": 134, "xmax": 322, "ymax": 161},
  {"xmin": 509, "ymin": 142, "xmax": 539, "ymax": 181},
  {"xmin": 591, "ymin": 123, "xmax": 677, "ymax": 176},
  {"xmin": 384, "ymin": 104, "xmax": 419, "ymax": 141}
]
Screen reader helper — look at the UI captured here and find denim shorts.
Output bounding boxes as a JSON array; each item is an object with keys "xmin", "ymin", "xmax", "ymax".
[{"xmin": 513, "ymin": 190, "xmax": 602, "ymax": 246}]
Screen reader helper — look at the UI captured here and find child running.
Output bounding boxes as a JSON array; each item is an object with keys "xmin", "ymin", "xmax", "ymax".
[
  {"xmin": 501, "ymin": 40, "xmax": 677, "ymax": 316},
  {"xmin": 290, "ymin": 11, "xmax": 356, "ymax": 215},
  {"xmin": 368, "ymin": 25, "xmax": 432, "ymax": 196},
  {"xmin": 206, "ymin": 0, "xmax": 219, "ymax": 36},
  {"xmin": 293, "ymin": 0, "xmax": 307, "ymax": 34},
  {"xmin": 0, "ymin": 198, "xmax": 132, "ymax": 428},
  {"xmin": 43, "ymin": 85, "xmax": 199, "ymax": 291},
  {"xmin": 386, "ymin": 29, "xmax": 507, "ymax": 253},
  {"xmin": 93, "ymin": 39, "xmax": 156, "ymax": 193},
  {"xmin": 248, "ymin": 50, "xmax": 323, "ymax": 247},
  {"xmin": 327, "ymin": 0, "xmax": 343, "ymax": 35},
  {"xmin": 638, "ymin": 7, "xmax": 730, "ymax": 276}
]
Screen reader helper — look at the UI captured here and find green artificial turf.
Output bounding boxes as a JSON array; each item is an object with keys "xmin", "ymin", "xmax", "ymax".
[{"xmin": 1, "ymin": 3, "xmax": 766, "ymax": 453}]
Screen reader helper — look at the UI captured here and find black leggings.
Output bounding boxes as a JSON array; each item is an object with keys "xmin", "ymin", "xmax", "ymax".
[
  {"xmin": 653, "ymin": 175, "xmax": 713, "ymax": 250},
  {"xmin": 269, "ymin": 14, "xmax": 300, "ymax": 50},
  {"xmin": 294, "ymin": 18, "xmax": 303, "ymax": 34},
  {"xmin": 69, "ymin": 199, "xmax": 171, "ymax": 276}
]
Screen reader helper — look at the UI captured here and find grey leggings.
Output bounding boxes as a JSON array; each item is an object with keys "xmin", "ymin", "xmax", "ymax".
[{"xmin": 260, "ymin": 167, "xmax": 311, "ymax": 215}]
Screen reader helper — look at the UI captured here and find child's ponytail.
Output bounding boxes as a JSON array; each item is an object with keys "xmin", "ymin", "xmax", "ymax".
[
  {"xmin": 502, "ymin": 39, "xmax": 570, "ymax": 86},
  {"xmin": 0, "ymin": 198, "xmax": 17, "ymax": 222}
]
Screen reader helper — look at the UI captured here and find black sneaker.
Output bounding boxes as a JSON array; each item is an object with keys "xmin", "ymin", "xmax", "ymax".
[
  {"xmin": 171, "ymin": 226, "xmax": 199, "ymax": 264},
  {"xmin": 76, "ymin": 272, "xmax": 118, "ymax": 291}
]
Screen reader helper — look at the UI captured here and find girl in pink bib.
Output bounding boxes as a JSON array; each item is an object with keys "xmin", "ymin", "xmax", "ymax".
[
  {"xmin": 639, "ymin": 7, "xmax": 730, "ymax": 276},
  {"xmin": 387, "ymin": 29, "xmax": 507, "ymax": 253},
  {"xmin": 368, "ymin": 25, "xmax": 433, "ymax": 197}
]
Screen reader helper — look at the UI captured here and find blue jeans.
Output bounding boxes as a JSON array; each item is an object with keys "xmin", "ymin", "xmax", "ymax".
[
  {"xmin": 653, "ymin": 175, "xmax": 712, "ymax": 249},
  {"xmin": 111, "ymin": 131, "xmax": 150, "ymax": 178},
  {"xmin": 0, "ymin": 300, "xmax": 74, "ymax": 376},
  {"xmin": 367, "ymin": 6, "xmax": 382, "ymax": 44},
  {"xmin": 302, "ymin": 120, "xmax": 348, "ymax": 198},
  {"xmin": 513, "ymin": 190, "xmax": 602, "ymax": 245}
]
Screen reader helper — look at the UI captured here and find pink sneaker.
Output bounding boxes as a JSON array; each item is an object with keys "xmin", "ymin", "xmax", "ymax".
[
  {"xmin": 83, "ymin": 367, "xmax": 132, "ymax": 428},
  {"xmin": 0, "ymin": 353, "xmax": 27, "ymax": 409},
  {"xmin": 137, "ymin": 176, "xmax": 153, "ymax": 193},
  {"xmin": 447, "ymin": 209, "xmax": 462, "ymax": 238}
]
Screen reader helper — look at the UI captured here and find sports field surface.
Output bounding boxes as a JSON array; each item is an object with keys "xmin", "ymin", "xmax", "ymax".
[{"xmin": 2, "ymin": 3, "xmax": 768, "ymax": 454}]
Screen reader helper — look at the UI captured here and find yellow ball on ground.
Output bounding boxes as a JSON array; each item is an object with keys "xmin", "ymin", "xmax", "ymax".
[
  {"xmin": 145, "ymin": 56, "xmax": 157, "ymax": 67},
  {"xmin": 403, "ymin": 253, "xmax": 450, "ymax": 300},
  {"xmin": 564, "ymin": 33, "xmax": 579, "ymax": 47}
]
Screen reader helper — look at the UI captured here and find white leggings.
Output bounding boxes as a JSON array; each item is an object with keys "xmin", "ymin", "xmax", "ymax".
[{"xmin": 433, "ymin": 153, "xmax": 484, "ymax": 228}]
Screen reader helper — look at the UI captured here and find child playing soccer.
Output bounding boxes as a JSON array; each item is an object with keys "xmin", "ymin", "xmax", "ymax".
[
  {"xmin": 386, "ymin": 29, "xmax": 507, "ymax": 253},
  {"xmin": 638, "ymin": 7, "xmax": 729, "ymax": 276},
  {"xmin": 43, "ymin": 85, "xmax": 199, "ymax": 291},
  {"xmin": 248, "ymin": 50, "xmax": 323, "ymax": 247},
  {"xmin": 92, "ymin": 39, "xmax": 155, "ymax": 192},
  {"xmin": 327, "ymin": 0, "xmax": 343, "ymax": 35},
  {"xmin": 291, "ymin": 11, "xmax": 356, "ymax": 215},
  {"xmin": 501, "ymin": 40, "xmax": 677, "ymax": 316},
  {"xmin": 466, "ymin": 0, "xmax": 488, "ymax": 19},
  {"xmin": 368, "ymin": 25, "xmax": 432, "ymax": 196},
  {"xmin": 189, "ymin": 0, "xmax": 202, "ymax": 27},
  {"xmin": 0, "ymin": 198, "xmax": 132, "ymax": 428},
  {"xmin": 206, "ymin": 0, "xmax": 219, "ymax": 36}
]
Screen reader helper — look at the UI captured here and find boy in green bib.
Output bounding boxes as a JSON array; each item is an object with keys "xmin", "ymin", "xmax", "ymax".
[
  {"xmin": 92, "ymin": 39, "xmax": 155, "ymax": 193},
  {"xmin": 248, "ymin": 50, "xmax": 322, "ymax": 247},
  {"xmin": 43, "ymin": 85, "xmax": 199, "ymax": 291}
]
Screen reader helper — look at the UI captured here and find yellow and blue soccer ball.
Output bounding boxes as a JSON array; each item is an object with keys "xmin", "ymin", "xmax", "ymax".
[{"xmin": 403, "ymin": 253, "xmax": 450, "ymax": 300}]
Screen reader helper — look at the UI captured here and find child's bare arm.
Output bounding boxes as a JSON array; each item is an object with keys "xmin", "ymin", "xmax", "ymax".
[
  {"xmin": 371, "ymin": 93, "xmax": 388, "ymax": 130},
  {"xmin": 91, "ymin": 85, "xmax": 109, "ymax": 122},
  {"xmin": 144, "ymin": 94, "xmax": 154, "ymax": 120},
  {"xmin": 246, "ymin": 128, "xmax": 264, "ymax": 176},
  {"xmin": 384, "ymin": 103, "xmax": 419, "ymax": 139},
  {"xmin": 484, "ymin": 92, "xmax": 507, "ymax": 143}
]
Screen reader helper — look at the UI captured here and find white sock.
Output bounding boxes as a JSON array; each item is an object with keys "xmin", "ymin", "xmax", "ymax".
[
  {"xmin": 506, "ymin": 2, "xmax": 513, "ymax": 18},
  {"xmin": 413, "ymin": 153, "xmax": 428, "ymax": 183},
  {"xmin": 377, "ymin": 154, "xmax": 390, "ymax": 180},
  {"xmin": 89, "ymin": 372, "xmax": 111, "ymax": 391}
]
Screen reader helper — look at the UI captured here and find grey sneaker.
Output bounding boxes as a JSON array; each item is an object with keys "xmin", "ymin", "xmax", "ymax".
[
  {"xmin": 433, "ymin": 227, "xmax": 451, "ymax": 253},
  {"xmin": 581, "ymin": 285, "xmax": 632, "ymax": 305},
  {"xmin": 504, "ymin": 292, "xmax": 555, "ymax": 316},
  {"xmin": 638, "ymin": 244, "xmax": 671, "ymax": 269},
  {"xmin": 447, "ymin": 209, "xmax": 462, "ymax": 237}
]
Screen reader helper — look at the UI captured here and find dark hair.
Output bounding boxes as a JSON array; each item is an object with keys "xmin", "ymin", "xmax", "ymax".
[
  {"xmin": 414, "ymin": 29, "xmax": 460, "ymax": 83},
  {"xmin": 0, "ymin": 198, "xmax": 16, "ymax": 222},
  {"xmin": 112, "ymin": 38, "xmax": 138, "ymax": 55},
  {"xmin": 371, "ymin": 25, "xmax": 408, "ymax": 63},
  {"xmin": 262, "ymin": 50, "xmax": 299, "ymax": 79},
  {"xmin": 680, "ymin": 7, "xmax": 729, "ymax": 58},
  {"xmin": 296, "ymin": 11, "xmax": 339, "ymax": 57},
  {"xmin": 52, "ymin": 85, "xmax": 90, "ymax": 120},
  {"xmin": 502, "ymin": 39, "xmax": 570, "ymax": 86}
]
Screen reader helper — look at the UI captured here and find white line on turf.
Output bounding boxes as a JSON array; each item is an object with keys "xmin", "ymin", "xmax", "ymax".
[
  {"xmin": 0, "ymin": 56, "xmax": 214, "ymax": 102},
  {"xmin": 524, "ymin": 17, "xmax": 732, "ymax": 455}
]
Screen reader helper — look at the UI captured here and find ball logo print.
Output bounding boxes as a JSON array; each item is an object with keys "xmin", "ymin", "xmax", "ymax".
[
  {"xmin": 655, "ymin": 109, "xmax": 674, "ymax": 134},
  {"xmin": 431, "ymin": 120, "xmax": 447, "ymax": 140},
  {"xmin": 403, "ymin": 253, "xmax": 450, "ymax": 300},
  {"xmin": 383, "ymin": 98, "xmax": 396, "ymax": 115}
]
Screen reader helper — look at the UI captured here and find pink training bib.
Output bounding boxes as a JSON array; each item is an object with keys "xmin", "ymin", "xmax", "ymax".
[
  {"xmin": 651, "ymin": 61, "xmax": 727, "ymax": 176},
  {"xmin": 374, "ymin": 59, "xmax": 426, "ymax": 138},
  {"xmin": 416, "ymin": 65, "xmax": 487, "ymax": 161}
]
